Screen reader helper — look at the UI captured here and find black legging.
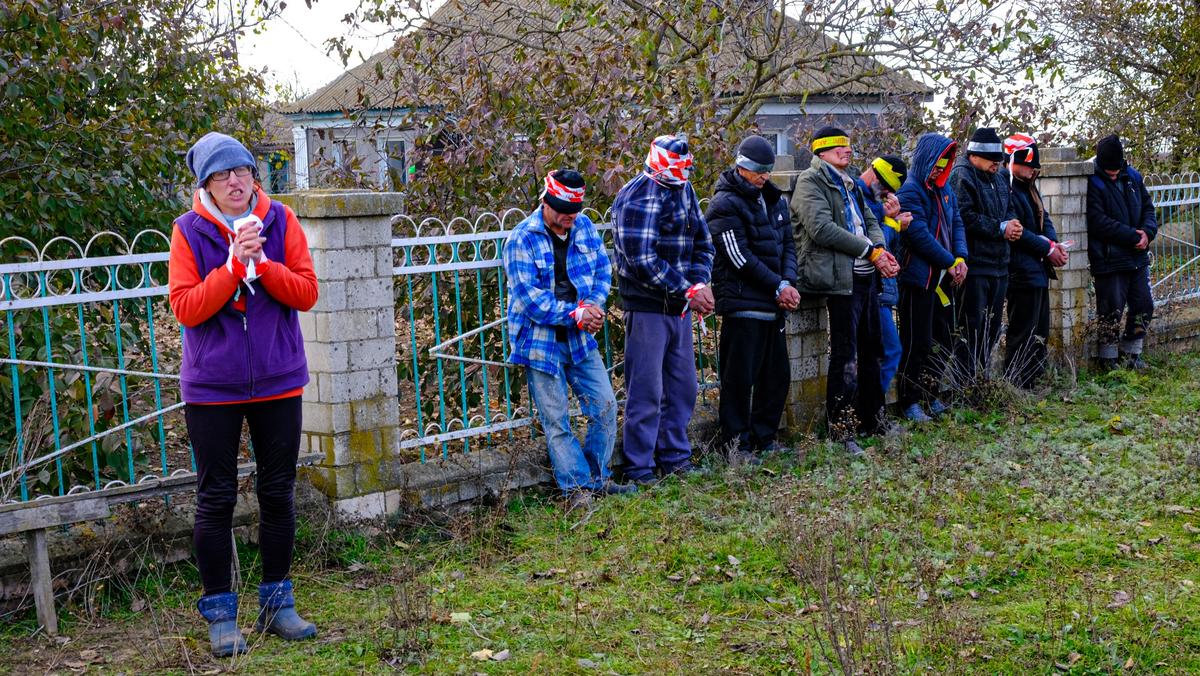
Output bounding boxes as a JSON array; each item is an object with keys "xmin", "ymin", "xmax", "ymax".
[
  {"xmin": 897, "ymin": 282, "xmax": 957, "ymax": 408},
  {"xmin": 185, "ymin": 396, "xmax": 302, "ymax": 595}
]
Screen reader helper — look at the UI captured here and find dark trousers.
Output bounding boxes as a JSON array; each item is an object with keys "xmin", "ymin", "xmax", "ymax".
[
  {"xmin": 717, "ymin": 316, "xmax": 789, "ymax": 452},
  {"xmin": 897, "ymin": 280, "xmax": 957, "ymax": 408},
  {"xmin": 621, "ymin": 311, "xmax": 697, "ymax": 481},
  {"xmin": 185, "ymin": 396, "xmax": 302, "ymax": 595},
  {"xmin": 1094, "ymin": 267, "xmax": 1154, "ymax": 358},
  {"xmin": 1005, "ymin": 286, "xmax": 1049, "ymax": 389},
  {"xmin": 955, "ymin": 274, "xmax": 1008, "ymax": 384},
  {"xmin": 825, "ymin": 274, "xmax": 885, "ymax": 439}
]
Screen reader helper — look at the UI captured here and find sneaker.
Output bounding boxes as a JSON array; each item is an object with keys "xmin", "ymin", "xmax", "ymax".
[
  {"xmin": 595, "ymin": 480, "xmax": 638, "ymax": 496},
  {"xmin": 1120, "ymin": 352, "xmax": 1148, "ymax": 371},
  {"xmin": 663, "ymin": 462, "xmax": 708, "ymax": 479},
  {"xmin": 844, "ymin": 440, "xmax": 867, "ymax": 458},
  {"xmin": 727, "ymin": 448, "xmax": 763, "ymax": 467},
  {"xmin": 902, "ymin": 403, "xmax": 932, "ymax": 423},
  {"xmin": 928, "ymin": 399, "xmax": 950, "ymax": 418},
  {"xmin": 565, "ymin": 490, "xmax": 594, "ymax": 512}
]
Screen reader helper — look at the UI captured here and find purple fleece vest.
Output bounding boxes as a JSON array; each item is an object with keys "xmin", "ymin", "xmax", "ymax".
[{"xmin": 176, "ymin": 200, "xmax": 309, "ymax": 403}]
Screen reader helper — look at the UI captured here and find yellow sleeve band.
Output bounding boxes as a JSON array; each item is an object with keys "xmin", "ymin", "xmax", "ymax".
[
  {"xmin": 868, "ymin": 246, "xmax": 883, "ymax": 262},
  {"xmin": 811, "ymin": 135, "xmax": 850, "ymax": 152},
  {"xmin": 871, "ymin": 158, "xmax": 903, "ymax": 192},
  {"xmin": 951, "ymin": 257, "xmax": 965, "ymax": 270},
  {"xmin": 883, "ymin": 216, "xmax": 901, "ymax": 232}
]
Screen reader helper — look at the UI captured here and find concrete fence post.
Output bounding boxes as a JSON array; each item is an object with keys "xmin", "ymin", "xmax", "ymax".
[
  {"xmin": 1038, "ymin": 147, "xmax": 1094, "ymax": 366},
  {"xmin": 273, "ymin": 191, "xmax": 404, "ymax": 516}
]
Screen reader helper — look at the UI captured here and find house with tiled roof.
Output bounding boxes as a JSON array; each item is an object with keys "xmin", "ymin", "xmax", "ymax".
[{"xmin": 279, "ymin": 0, "xmax": 932, "ymax": 189}]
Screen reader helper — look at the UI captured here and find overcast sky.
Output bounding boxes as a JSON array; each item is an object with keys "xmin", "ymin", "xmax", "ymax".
[{"xmin": 238, "ymin": 1, "xmax": 396, "ymax": 100}]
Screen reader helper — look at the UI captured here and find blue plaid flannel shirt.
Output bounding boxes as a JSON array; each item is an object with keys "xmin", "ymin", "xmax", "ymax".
[
  {"xmin": 613, "ymin": 173, "xmax": 714, "ymax": 300},
  {"xmin": 502, "ymin": 209, "xmax": 612, "ymax": 375}
]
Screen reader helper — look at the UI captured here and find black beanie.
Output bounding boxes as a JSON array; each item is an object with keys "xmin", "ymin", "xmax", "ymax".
[
  {"xmin": 811, "ymin": 126, "xmax": 849, "ymax": 155},
  {"xmin": 542, "ymin": 169, "xmax": 586, "ymax": 214},
  {"xmin": 966, "ymin": 127, "xmax": 1005, "ymax": 161},
  {"xmin": 871, "ymin": 155, "xmax": 908, "ymax": 192},
  {"xmin": 735, "ymin": 135, "xmax": 775, "ymax": 172},
  {"xmin": 1096, "ymin": 134, "xmax": 1125, "ymax": 171}
]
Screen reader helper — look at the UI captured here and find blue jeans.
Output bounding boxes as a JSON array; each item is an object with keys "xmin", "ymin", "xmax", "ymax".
[
  {"xmin": 526, "ymin": 346, "xmax": 618, "ymax": 493},
  {"xmin": 879, "ymin": 303, "xmax": 901, "ymax": 397}
]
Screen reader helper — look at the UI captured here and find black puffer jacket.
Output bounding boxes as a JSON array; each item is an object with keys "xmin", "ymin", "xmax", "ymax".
[
  {"xmin": 706, "ymin": 169, "xmax": 796, "ymax": 315},
  {"xmin": 1008, "ymin": 177, "xmax": 1057, "ymax": 289},
  {"xmin": 948, "ymin": 157, "xmax": 1013, "ymax": 276},
  {"xmin": 1086, "ymin": 165, "xmax": 1158, "ymax": 275}
]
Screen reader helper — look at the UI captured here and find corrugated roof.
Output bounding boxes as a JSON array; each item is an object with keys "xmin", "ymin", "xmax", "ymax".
[{"xmin": 280, "ymin": 0, "xmax": 931, "ymax": 117}]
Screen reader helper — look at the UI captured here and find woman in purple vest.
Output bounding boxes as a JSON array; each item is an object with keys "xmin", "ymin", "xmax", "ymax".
[{"xmin": 168, "ymin": 132, "xmax": 319, "ymax": 656}]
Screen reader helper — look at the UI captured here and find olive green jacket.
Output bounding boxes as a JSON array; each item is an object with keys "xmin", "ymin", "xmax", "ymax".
[{"xmin": 791, "ymin": 155, "xmax": 884, "ymax": 296}]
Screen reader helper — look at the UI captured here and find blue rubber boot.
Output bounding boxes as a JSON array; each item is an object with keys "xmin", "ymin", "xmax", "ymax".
[
  {"xmin": 256, "ymin": 580, "xmax": 317, "ymax": 640},
  {"xmin": 197, "ymin": 592, "xmax": 247, "ymax": 657}
]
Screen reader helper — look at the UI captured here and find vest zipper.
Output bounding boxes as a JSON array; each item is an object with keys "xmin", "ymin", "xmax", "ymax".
[{"xmin": 243, "ymin": 312, "xmax": 254, "ymax": 398}]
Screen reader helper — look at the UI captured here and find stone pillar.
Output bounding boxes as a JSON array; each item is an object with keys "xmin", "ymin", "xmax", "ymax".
[
  {"xmin": 1038, "ymin": 147, "xmax": 1094, "ymax": 365},
  {"xmin": 769, "ymin": 166, "xmax": 831, "ymax": 433},
  {"xmin": 273, "ymin": 191, "xmax": 403, "ymax": 516}
]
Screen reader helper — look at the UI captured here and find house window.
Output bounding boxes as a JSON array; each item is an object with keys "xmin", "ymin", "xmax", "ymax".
[
  {"xmin": 267, "ymin": 152, "xmax": 289, "ymax": 193},
  {"xmin": 385, "ymin": 139, "xmax": 409, "ymax": 187}
]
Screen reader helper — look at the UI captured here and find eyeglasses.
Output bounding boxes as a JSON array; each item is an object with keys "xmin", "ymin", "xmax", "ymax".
[{"xmin": 209, "ymin": 166, "xmax": 254, "ymax": 182}]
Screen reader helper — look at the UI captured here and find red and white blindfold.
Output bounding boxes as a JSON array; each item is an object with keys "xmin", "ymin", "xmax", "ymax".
[
  {"xmin": 543, "ymin": 172, "xmax": 585, "ymax": 203},
  {"xmin": 645, "ymin": 138, "xmax": 694, "ymax": 184},
  {"xmin": 1004, "ymin": 133, "xmax": 1036, "ymax": 161}
]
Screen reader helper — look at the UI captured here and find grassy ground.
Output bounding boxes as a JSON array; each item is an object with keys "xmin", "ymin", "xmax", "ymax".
[{"xmin": 3, "ymin": 354, "xmax": 1200, "ymax": 674}]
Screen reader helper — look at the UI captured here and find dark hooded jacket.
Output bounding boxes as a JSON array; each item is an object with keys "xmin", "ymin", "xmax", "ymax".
[
  {"xmin": 855, "ymin": 178, "xmax": 900, "ymax": 306},
  {"xmin": 1008, "ymin": 176, "xmax": 1058, "ymax": 289},
  {"xmin": 1086, "ymin": 164, "xmax": 1158, "ymax": 275},
  {"xmin": 895, "ymin": 133, "xmax": 968, "ymax": 290},
  {"xmin": 707, "ymin": 168, "xmax": 796, "ymax": 315},
  {"xmin": 948, "ymin": 155, "xmax": 1013, "ymax": 276}
]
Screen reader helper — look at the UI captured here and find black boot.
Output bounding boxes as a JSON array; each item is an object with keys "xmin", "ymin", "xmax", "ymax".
[{"xmin": 1119, "ymin": 352, "xmax": 1148, "ymax": 371}]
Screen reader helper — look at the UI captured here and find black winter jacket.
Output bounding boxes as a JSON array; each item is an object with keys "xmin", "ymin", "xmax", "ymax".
[
  {"xmin": 1007, "ymin": 177, "xmax": 1058, "ymax": 289},
  {"xmin": 707, "ymin": 169, "xmax": 796, "ymax": 315},
  {"xmin": 948, "ymin": 157, "xmax": 1014, "ymax": 276},
  {"xmin": 1086, "ymin": 165, "xmax": 1158, "ymax": 275}
]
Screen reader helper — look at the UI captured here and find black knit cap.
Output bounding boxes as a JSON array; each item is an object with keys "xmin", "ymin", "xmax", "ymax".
[
  {"xmin": 542, "ymin": 169, "xmax": 586, "ymax": 215},
  {"xmin": 811, "ymin": 126, "xmax": 849, "ymax": 155},
  {"xmin": 1011, "ymin": 143, "xmax": 1041, "ymax": 169},
  {"xmin": 966, "ymin": 127, "xmax": 1005, "ymax": 161},
  {"xmin": 871, "ymin": 155, "xmax": 908, "ymax": 192},
  {"xmin": 735, "ymin": 135, "xmax": 776, "ymax": 172},
  {"xmin": 1096, "ymin": 134, "xmax": 1125, "ymax": 171}
]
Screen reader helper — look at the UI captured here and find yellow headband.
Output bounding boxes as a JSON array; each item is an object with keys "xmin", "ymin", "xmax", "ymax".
[
  {"xmin": 871, "ymin": 157, "xmax": 903, "ymax": 191},
  {"xmin": 811, "ymin": 135, "xmax": 850, "ymax": 152}
]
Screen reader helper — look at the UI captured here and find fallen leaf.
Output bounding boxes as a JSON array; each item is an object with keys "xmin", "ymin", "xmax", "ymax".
[
  {"xmin": 1107, "ymin": 591, "xmax": 1132, "ymax": 609},
  {"xmin": 471, "ymin": 648, "xmax": 494, "ymax": 661},
  {"xmin": 577, "ymin": 657, "xmax": 598, "ymax": 669},
  {"xmin": 63, "ymin": 660, "xmax": 87, "ymax": 669},
  {"xmin": 130, "ymin": 597, "xmax": 146, "ymax": 612},
  {"xmin": 346, "ymin": 562, "xmax": 366, "ymax": 573},
  {"xmin": 1117, "ymin": 543, "xmax": 1132, "ymax": 555},
  {"xmin": 1108, "ymin": 415, "xmax": 1125, "ymax": 434},
  {"xmin": 666, "ymin": 574, "xmax": 683, "ymax": 582},
  {"xmin": 1166, "ymin": 505, "xmax": 1195, "ymax": 515},
  {"xmin": 1068, "ymin": 651, "xmax": 1082, "ymax": 665},
  {"xmin": 968, "ymin": 590, "xmax": 980, "ymax": 599},
  {"xmin": 1138, "ymin": 521, "xmax": 1153, "ymax": 528},
  {"xmin": 699, "ymin": 612, "xmax": 711, "ymax": 624},
  {"xmin": 686, "ymin": 574, "xmax": 701, "ymax": 586},
  {"xmin": 727, "ymin": 555, "xmax": 741, "ymax": 566},
  {"xmin": 1148, "ymin": 535, "xmax": 1165, "ymax": 546},
  {"xmin": 1184, "ymin": 523, "xmax": 1200, "ymax": 534},
  {"xmin": 1124, "ymin": 657, "xmax": 1135, "ymax": 669},
  {"xmin": 79, "ymin": 650, "xmax": 99, "ymax": 662},
  {"xmin": 491, "ymin": 649, "xmax": 511, "ymax": 661},
  {"xmin": 450, "ymin": 612, "xmax": 472, "ymax": 624}
]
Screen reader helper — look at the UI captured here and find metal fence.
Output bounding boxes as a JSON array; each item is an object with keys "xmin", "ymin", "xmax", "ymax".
[
  {"xmin": 1147, "ymin": 173, "xmax": 1200, "ymax": 303},
  {"xmin": 389, "ymin": 207, "xmax": 721, "ymax": 462},
  {"xmin": 0, "ymin": 232, "xmax": 185, "ymax": 505}
]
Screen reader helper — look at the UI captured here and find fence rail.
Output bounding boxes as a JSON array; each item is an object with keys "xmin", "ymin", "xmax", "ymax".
[
  {"xmin": 388, "ymin": 207, "xmax": 720, "ymax": 462},
  {"xmin": 1147, "ymin": 173, "xmax": 1200, "ymax": 303}
]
